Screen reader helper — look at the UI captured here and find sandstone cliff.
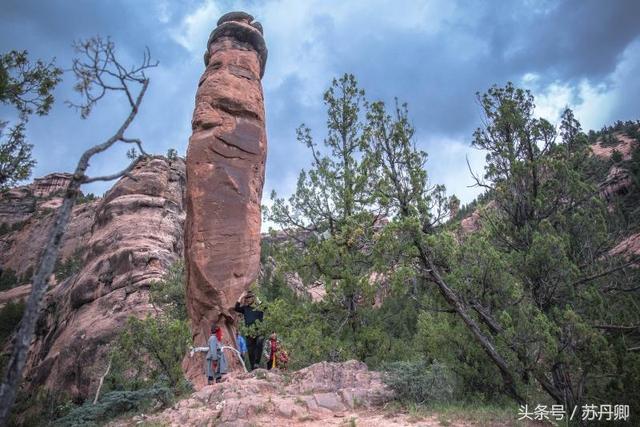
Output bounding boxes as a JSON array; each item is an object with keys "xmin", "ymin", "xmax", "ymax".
[{"xmin": 0, "ymin": 156, "xmax": 185, "ymax": 400}]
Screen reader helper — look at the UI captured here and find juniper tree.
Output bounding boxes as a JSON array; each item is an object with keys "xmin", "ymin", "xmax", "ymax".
[
  {"xmin": 0, "ymin": 50, "xmax": 62, "ymax": 189},
  {"xmin": 464, "ymin": 83, "xmax": 640, "ymax": 412},
  {"xmin": 364, "ymin": 98, "xmax": 525, "ymax": 402},
  {"xmin": 266, "ymin": 74, "xmax": 379, "ymax": 351}
]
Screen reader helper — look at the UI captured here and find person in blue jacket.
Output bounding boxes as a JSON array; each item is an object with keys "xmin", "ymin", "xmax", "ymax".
[{"xmin": 236, "ymin": 332, "xmax": 248, "ymax": 367}]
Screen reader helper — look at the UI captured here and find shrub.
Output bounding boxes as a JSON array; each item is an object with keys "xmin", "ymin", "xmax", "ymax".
[
  {"xmin": 0, "ymin": 300, "xmax": 25, "ymax": 346},
  {"xmin": 7, "ymin": 387, "xmax": 74, "ymax": 427},
  {"xmin": 611, "ymin": 149, "xmax": 623, "ymax": 164},
  {"xmin": 383, "ymin": 359, "xmax": 458, "ymax": 404},
  {"xmin": 53, "ymin": 387, "xmax": 172, "ymax": 427},
  {"xmin": 54, "ymin": 248, "xmax": 84, "ymax": 282},
  {"xmin": 0, "ymin": 268, "xmax": 19, "ymax": 291},
  {"xmin": 149, "ymin": 260, "xmax": 186, "ymax": 321},
  {"xmin": 166, "ymin": 148, "xmax": 179, "ymax": 161},
  {"xmin": 19, "ymin": 265, "xmax": 33, "ymax": 284},
  {"xmin": 75, "ymin": 192, "xmax": 96, "ymax": 204},
  {"xmin": 107, "ymin": 316, "xmax": 191, "ymax": 394}
]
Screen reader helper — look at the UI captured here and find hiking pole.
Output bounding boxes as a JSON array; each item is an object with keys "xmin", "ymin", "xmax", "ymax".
[
  {"xmin": 221, "ymin": 346, "xmax": 248, "ymax": 373},
  {"xmin": 189, "ymin": 346, "xmax": 248, "ymax": 373}
]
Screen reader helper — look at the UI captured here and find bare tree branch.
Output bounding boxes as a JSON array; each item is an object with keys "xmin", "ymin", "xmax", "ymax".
[
  {"xmin": 0, "ymin": 36, "xmax": 157, "ymax": 425},
  {"xmin": 82, "ymin": 155, "xmax": 144, "ymax": 183}
]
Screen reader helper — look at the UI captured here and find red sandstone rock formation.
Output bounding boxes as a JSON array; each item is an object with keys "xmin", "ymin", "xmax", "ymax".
[
  {"xmin": 0, "ymin": 157, "xmax": 185, "ymax": 400},
  {"xmin": 590, "ymin": 132, "xmax": 638, "ymax": 161},
  {"xmin": 0, "ymin": 174, "xmax": 98, "ymax": 279},
  {"xmin": 32, "ymin": 173, "xmax": 73, "ymax": 198},
  {"xmin": 184, "ymin": 11, "xmax": 268, "ymax": 386}
]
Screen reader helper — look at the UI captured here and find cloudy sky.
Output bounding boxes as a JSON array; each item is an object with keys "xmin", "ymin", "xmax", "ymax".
[{"xmin": 2, "ymin": 0, "xmax": 639, "ymax": 216}]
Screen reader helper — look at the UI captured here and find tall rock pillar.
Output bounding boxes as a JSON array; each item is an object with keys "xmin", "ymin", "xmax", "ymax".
[{"xmin": 184, "ymin": 11, "xmax": 267, "ymax": 385}]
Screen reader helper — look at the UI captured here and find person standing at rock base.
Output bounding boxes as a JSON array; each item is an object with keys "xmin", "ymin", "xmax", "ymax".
[
  {"xmin": 265, "ymin": 332, "xmax": 288, "ymax": 370},
  {"xmin": 206, "ymin": 324, "xmax": 228, "ymax": 384},
  {"xmin": 234, "ymin": 290, "xmax": 264, "ymax": 370},
  {"xmin": 236, "ymin": 331, "xmax": 248, "ymax": 365}
]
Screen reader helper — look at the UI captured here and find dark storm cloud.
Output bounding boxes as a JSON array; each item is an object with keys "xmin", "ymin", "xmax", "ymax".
[
  {"xmin": 501, "ymin": 1, "xmax": 640, "ymax": 81},
  {"xmin": 305, "ymin": 0, "xmax": 640, "ymax": 137},
  {"xmin": 1, "ymin": 0, "xmax": 639, "ymax": 207}
]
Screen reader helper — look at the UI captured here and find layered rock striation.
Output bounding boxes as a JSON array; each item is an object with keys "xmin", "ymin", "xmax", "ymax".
[
  {"xmin": 1, "ymin": 157, "xmax": 186, "ymax": 400},
  {"xmin": 184, "ymin": 11, "xmax": 268, "ymax": 385},
  {"xmin": 1, "ymin": 173, "xmax": 97, "ymax": 281}
]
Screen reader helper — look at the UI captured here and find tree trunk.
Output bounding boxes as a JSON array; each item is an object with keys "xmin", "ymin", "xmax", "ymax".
[
  {"xmin": 0, "ymin": 177, "xmax": 81, "ymax": 424},
  {"xmin": 413, "ymin": 236, "xmax": 525, "ymax": 404}
]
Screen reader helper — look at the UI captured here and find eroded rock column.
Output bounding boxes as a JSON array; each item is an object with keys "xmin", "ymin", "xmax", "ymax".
[{"xmin": 184, "ymin": 11, "xmax": 267, "ymax": 384}]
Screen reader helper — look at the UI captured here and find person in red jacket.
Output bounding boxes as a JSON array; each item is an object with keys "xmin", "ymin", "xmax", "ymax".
[{"xmin": 265, "ymin": 332, "xmax": 288, "ymax": 370}]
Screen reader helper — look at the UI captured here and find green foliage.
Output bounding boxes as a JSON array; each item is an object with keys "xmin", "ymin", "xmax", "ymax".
[
  {"xmin": 107, "ymin": 316, "xmax": 190, "ymax": 393},
  {"xmin": 126, "ymin": 147, "xmax": 138, "ymax": 160},
  {"xmin": 7, "ymin": 387, "xmax": 74, "ymax": 427},
  {"xmin": 0, "ymin": 50, "xmax": 62, "ymax": 189},
  {"xmin": 0, "ymin": 50, "xmax": 62, "ymax": 118},
  {"xmin": 54, "ymin": 249, "xmax": 84, "ymax": 282},
  {"xmin": 19, "ymin": 266, "xmax": 34, "ymax": 285},
  {"xmin": 610, "ymin": 149, "xmax": 623, "ymax": 164},
  {"xmin": 108, "ymin": 262, "xmax": 190, "ymax": 393},
  {"xmin": 240, "ymin": 296, "xmax": 345, "ymax": 370},
  {"xmin": 0, "ymin": 300, "xmax": 24, "ymax": 347},
  {"xmin": 0, "ymin": 268, "xmax": 19, "ymax": 291},
  {"xmin": 166, "ymin": 148, "xmax": 178, "ymax": 161},
  {"xmin": 265, "ymin": 74, "xmax": 383, "ymax": 361},
  {"xmin": 264, "ymin": 74, "xmax": 640, "ymax": 414},
  {"xmin": 150, "ymin": 260, "xmax": 187, "ymax": 321},
  {"xmin": 75, "ymin": 192, "xmax": 96, "ymax": 205},
  {"xmin": 0, "ymin": 221, "xmax": 27, "ymax": 236},
  {"xmin": 53, "ymin": 387, "xmax": 171, "ymax": 427},
  {"xmin": 457, "ymin": 84, "xmax": 640, "ymax": 410},
  {"xmin": 383, "ymin": 359, "xmax": 458, "ymax": 404},
  {"xmin": 0, "ymin": 300, "xmax": 24, "ymax": 380},
  {"xmin": 0, "ymin": 122, "xmax": 36, "ymax": 190}
]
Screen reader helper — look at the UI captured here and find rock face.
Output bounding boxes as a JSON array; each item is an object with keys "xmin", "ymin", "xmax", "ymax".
[
  {"xmin": 1, "ymin": 174, "xmax": 97, "ymax": 279},
  {"xmin": 184, "ymin": 11, "xmax": 268, "ymax": 386},
  {"xmin": 32, "ymin": 173, "xmax": 73, "ymax": 197},
  {"xmin": 0, "ymin": 157, "xmax": 186, "ymax": 401},
  {"xmin": 117, "ymin": 361, "xmax": 394, "ymax": 427}
]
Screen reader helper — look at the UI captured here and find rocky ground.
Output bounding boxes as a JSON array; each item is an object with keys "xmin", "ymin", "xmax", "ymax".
[{"xmin": 107, "ymin": 361, "xmax": 527, "ymax": 427}]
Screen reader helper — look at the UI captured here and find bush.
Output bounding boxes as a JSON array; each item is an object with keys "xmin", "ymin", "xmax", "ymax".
[
  {"xmin": 166, "ymin": 148, "xmax": 179, "ymax": 161},
  {"xmin": 0, "ymin": 268, "xmax": 19, "ymax": 291},
  {"xmin": 107, "ymin": 316, "xmax": 191, "ymax": 394},
  {"xmin": 107, "ymin": 261, "xmax": 190, "ymax": 394},
  {"xmin": 383, "ymin": 359, "xmax": 458, "ymax": 404},
  {"xmin": 53, "ymin": 387, "xmax": 172, "ymax": 427},
  {"xmin": 7, "ymin": 387, "xmax": 74, "ymax": 427},
  {"xmin": 0, "ymin": 300, "xmax": 25, "ymax": 346},
  {"xmin": 75, "ymin": 192, "xmax": 96, "ymax": 204},
  {"xmin": 19, "ymin": 265, "xmax": 34, "ymax": 285},
  {"xmin": 611, "ymin": 149, "xmax": 623, "ymax": 164},
  {"xmin": 54, "ymin": 248, "xmax": 84, "ymax": 282},
  {"xmin": 149, "ymin": 260, "xmax": 186, "ymax": 321}
]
